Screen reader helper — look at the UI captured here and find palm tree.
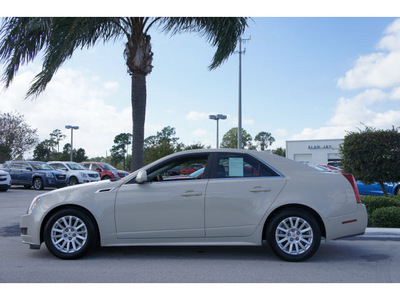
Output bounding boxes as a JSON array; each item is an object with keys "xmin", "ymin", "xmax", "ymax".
[{"xmin": 0, "ymin": 17, "xmax": 248, "ymax": 170}]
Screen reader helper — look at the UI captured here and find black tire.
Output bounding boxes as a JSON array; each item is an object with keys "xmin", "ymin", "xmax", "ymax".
[
  {"xmin": 33, "ymin": 177, "xmax": 44, "ymax": 190},
  {"xmin": 266, "ymin": 209, "xmax": 321, "ymax": 262},
  {"xmin": 395, "ymin": 186, "xmax": 400, "ymax": 195},
  {"xmin": 102, "ymin": 175, "xmax": 111, "ymax": 180},
  {"xmin": 44, "ymin": 208, "xmax": 98, "ymax": 259},
  {"xmin": 69, "ymin": 176, "xmax": 79, "ymax": 186}
]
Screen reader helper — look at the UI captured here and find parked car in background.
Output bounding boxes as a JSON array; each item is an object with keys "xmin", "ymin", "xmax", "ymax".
[
  {"xmin": 0, "ymin": 170, "xmax": 11, "ymax": 191},
  {"xmin": 165, "ymin": 167, "xmax": 205, "ymax": 180},
  {"xmin": 48, "ymin": 161, "xmax": 100, "ymax": 185},
  {"xmin": 21, "ymin": 149, "xmax": 367, "ymax": 262},
  {"xmin": 357, "ymin": 181, "xmax": 400, "ymax": 196},
  {"xmin": 179, "ymin": 163, "xmax": 204, "ymax": 175},
  {"xmin": 80, "ymin": 162, "xmax": 129, "ymax": 180},
  {"xmin": 2, "ymin": 161, "xmax": 68, "ymax": 190}
]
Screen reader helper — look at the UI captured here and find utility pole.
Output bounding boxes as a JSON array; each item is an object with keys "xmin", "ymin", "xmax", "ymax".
[{"xmin": 237, "ymin": 36, "xmax": 250, "ymax": 149}]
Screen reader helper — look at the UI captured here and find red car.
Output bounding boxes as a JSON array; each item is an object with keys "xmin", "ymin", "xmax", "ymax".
[
  {"xmin": 80, "ymin": 162, "xmax": 129, "ymax": 180},
  {"xmin": 179, "ymin": 164, "xmax": 204, "ymax": 175}
]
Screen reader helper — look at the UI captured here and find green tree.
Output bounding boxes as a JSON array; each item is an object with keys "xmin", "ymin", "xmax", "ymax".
[
  {"xmin": 184, "ymin": 142, "xmax": 207, "ymax": 150},
  {"xmin": 59, "ymin": 143, "xmax": 88, "ymax": 162},
  {"xmin": 272, "ymin": 147, "xmax": 286, "ymax": 157},
  {"xmin": 110, "ymin": 133, "xmax": 132, "ymax": 170},
  {"xmin": 49, "ymin": 129, "xmax": 66, "ymax": 153},
  {"xmin": 340, "ymin": 126, "xmax": 400, "ymax": 196},
  {"xmin": 220, "ymin": 127, "xmax": 254, "ymax": 149},
  {"xmin": 0, "ymin": 111, "xmax": 38, "ymax": 162},
  {"xmin": 33, "ymin": 139, "xmax": 54, "ymax": 161},
  {"xmin": 0, "ymin": 17, "xmax": 248, "ymax": 171},
  {"xmin": 144, "ymin": 126, "xmax": 183, "ymax": 164},
  {"xmin": 254, "ymin": 131, "xmax": 275, "ymax": 151}
]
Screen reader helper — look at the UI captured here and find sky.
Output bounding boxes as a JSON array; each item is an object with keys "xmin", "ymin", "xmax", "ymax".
[{"xmin": 2, "ymin": 3, "xmax": 400, "ymax": 159}]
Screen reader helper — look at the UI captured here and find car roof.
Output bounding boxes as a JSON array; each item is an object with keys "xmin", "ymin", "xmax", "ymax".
[{"xmin": 143, "ymin": 148, "xmax": 317, "ymax": 176}]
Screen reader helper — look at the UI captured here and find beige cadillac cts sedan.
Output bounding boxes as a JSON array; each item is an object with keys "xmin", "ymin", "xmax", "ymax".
[{"xmin": 20, "ymin": 149, "xmax": 367, "ymax": 262}]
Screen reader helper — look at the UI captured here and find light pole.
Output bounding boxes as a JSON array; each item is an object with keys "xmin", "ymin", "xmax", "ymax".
[
  {"xmin": 209, "ymin": 114, "xmax": 227, "ymax": 148},
  {"xmin": 237, "ymin": 36, "xmax": 250, "ymax": 149},
  {"xmin": 65, "ymin": 125, "xmax": 79, "ymax": 161}
]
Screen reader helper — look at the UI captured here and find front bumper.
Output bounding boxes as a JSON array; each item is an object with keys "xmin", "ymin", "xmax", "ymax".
[
  {"xmin": 44, "ymin": 177, "xmax": 68, "ymax": 188},
  {"xmin": 0, "ymin": 183, "xmax": 11, "ymax": 190},
  {"xmin": 20, "ymin": 212, "xmax": 42, "ymax": 247}
]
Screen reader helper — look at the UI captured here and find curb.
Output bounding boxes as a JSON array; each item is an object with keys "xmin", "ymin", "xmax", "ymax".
[{"xmin": 342, "ymin": 227, "xmax": 400, "ymax": 241}]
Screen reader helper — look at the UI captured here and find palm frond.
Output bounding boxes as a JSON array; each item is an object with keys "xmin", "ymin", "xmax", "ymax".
[
  {"xmin": 159, "ymin": 17, "xmax": 248, "ymax": 69},
  {"xmin": 1, "ymin": 17, "xmax": 124, "ymax": 98}
]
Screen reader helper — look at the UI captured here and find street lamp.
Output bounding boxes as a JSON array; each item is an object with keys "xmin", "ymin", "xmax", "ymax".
[
  {"xmin": 65, "ymin": 125, "xmax": 79, "ymax": 161},
  {"xmin": 209, "ymin": 114, "xmax": 227, "ymax": 148}
]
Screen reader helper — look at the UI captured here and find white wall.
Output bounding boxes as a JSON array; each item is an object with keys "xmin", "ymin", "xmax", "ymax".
[{"xmin": 286, "ymin": 139, "xmax": 344, "ymax": 165}]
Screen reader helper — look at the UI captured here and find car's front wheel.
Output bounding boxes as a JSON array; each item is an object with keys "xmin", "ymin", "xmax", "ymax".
[
  {"xmin": 33, "ymin": 177, "xmax": 43, "ymax": 190},
  {"xmin": 44, "ymin": 209, "xmax": 98, "ymax": 259},
  {"xmin": 68, "ymin": 176, "xmax": 79, "ymax": 185},
  {"xmin": 267, "ymin": 209, "xmax": 321, "ymax": 262}
]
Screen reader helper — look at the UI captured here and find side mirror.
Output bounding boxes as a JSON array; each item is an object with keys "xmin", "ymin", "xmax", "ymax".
[
  {"xmin": 26, "ymin": 167, "xmax": 33, "ymax": 171},
  {"xmin": 135, "ymin": 170, "xmax": 147, "ymax": 184}
]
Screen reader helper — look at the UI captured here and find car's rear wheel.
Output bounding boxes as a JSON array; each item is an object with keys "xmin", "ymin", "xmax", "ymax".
[
  {"xmin": 44, "ymin": 209, "xmax": 97, "ymax": 259},
  {"xmin": 33, "ymin": 177, "xmax": 43, "ymax": 190},
  {"xmin": 267, "ymin": 209, "xmax": 321, "ymax": 262}
]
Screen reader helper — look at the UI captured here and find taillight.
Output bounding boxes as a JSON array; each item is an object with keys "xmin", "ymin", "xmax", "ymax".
[{"xmin": 343, "ymin": 173, "xmax": 361, "ymax": 203}]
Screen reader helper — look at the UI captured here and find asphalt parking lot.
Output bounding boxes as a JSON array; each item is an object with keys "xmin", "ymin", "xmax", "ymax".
[{"xmin": 1, "ymin": 186, "xmax": 400, "ymax": 283}]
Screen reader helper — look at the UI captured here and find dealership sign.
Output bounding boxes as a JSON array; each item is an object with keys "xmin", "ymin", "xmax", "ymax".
[{"xmin": 308, "ymin": 145, "xmax": 332, "ymax": 150}]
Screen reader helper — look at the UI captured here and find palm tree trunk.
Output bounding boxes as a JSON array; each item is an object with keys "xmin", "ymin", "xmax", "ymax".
[{"xmin": 130, "ymin": 73, "xmax": 147, "ymax": 171}]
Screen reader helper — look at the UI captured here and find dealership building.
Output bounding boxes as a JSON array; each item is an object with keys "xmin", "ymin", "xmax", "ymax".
[{"xmin": 286, "ymin": 139, "xmax": 344, "ymax": 165}]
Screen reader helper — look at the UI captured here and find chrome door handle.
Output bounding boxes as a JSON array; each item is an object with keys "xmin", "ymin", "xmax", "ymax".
[
  {"xmin": 249, "ymin": 186, "xmax": 271, "ymax": 193},
  {"xmin": 181, "ymin": 190, "xmax": 203, "ymax": 197}
]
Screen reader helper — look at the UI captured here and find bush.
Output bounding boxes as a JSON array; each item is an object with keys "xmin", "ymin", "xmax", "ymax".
[
  {"xmin": 371, "ymin": 207, "xmax": 400, "ymax": 228},
  {"xmin": 361, "ymin": 196, "xmax": 400, "ymax": 227}
]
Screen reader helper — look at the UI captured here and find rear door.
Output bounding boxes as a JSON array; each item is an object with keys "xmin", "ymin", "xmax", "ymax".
[{"xmin": 205, "ymin": 153, "xmax": 286, "ymax": 237}]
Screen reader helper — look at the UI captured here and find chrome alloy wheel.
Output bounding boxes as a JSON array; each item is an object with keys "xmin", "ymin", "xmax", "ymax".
[
  {"xmin": 275, "ymin": 216, "xmax": 314, "ymax": 256},
  {"xmin": 50, "ymin": 216, "xmax": 88, "ymax": 253}
]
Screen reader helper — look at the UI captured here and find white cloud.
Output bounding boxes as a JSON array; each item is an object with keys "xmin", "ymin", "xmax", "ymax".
[
  {"xmin": 191, "ymin": 128, "xmax": 209, "ymax": 137},
  {"xmin": 338, "ymin": 18, "xmax": 400, "ymax": 90},
  {"xmin": 275, "ymin": 128, "xmax": 287, "ymax": 137},
  {"xmin": 185, "ymin": 111, "xmax": 209, "ymax": 121},
  {"xmin": 292, "ymin": 19, "xmax": 400, "ymax": 143},
  {"xmin": 327, "ymin": 89, "xmax": 387, "ymax": 127},
  {"xmin": 104, "ymin": 81, "xmax": 119, "ymax": 90},
  {"xmin": 0, "ymin": 66, "xmax": 148, "ymax": 158}
]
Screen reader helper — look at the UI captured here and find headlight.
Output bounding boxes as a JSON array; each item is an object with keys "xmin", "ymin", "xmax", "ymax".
[
  {"xmin": 80, "ymin": 172, "xmax": 88, "ymax": 178},
  {"xmin": 46, "ymin": 173, "xmax": 55, "ymax": 178},
  {"xmin": 28, "ymin": 195, "xmax": 42, "ymax": 214}
]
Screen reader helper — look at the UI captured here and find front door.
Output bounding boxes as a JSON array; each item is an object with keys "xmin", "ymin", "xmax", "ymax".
[{"xmin": 115, "ymin": 153, "xmax": 210, "ymax": 239}]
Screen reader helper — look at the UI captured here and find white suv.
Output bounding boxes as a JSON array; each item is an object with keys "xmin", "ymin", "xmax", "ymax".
[
  {"xmin": 0, "ymin": 169, "xmax": 11, "ymax": 191},
  {"xmin": 48, "ymin": 161, "xmax": 100, "ymax": 186}
]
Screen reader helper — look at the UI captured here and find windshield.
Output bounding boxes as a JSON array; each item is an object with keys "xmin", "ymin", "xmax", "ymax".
[
  {"xmin": 99, "ymin": 163, "xmax": 117, "ymax": 171},
  {"xmin": 66, "ymin": 163, "xmax": 86, "ymax": 170},
  {"xmin": 30, "ymin": 162, "xmax": 54, "ymax": 170}
]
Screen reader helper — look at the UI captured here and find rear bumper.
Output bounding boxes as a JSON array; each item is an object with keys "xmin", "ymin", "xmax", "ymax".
[{"xmin": 324, "ymin": 204, "xmax": 368, "ymax": 241}]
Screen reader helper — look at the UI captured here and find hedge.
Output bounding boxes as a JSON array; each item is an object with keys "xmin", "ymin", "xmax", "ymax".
[
  {"xmin": 361, "ymin": 195, "xmax": 400, "ymax": 227},
  {"xmin": 371, "ymin": 207, "xmax": 400, "ymax": 228}
]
